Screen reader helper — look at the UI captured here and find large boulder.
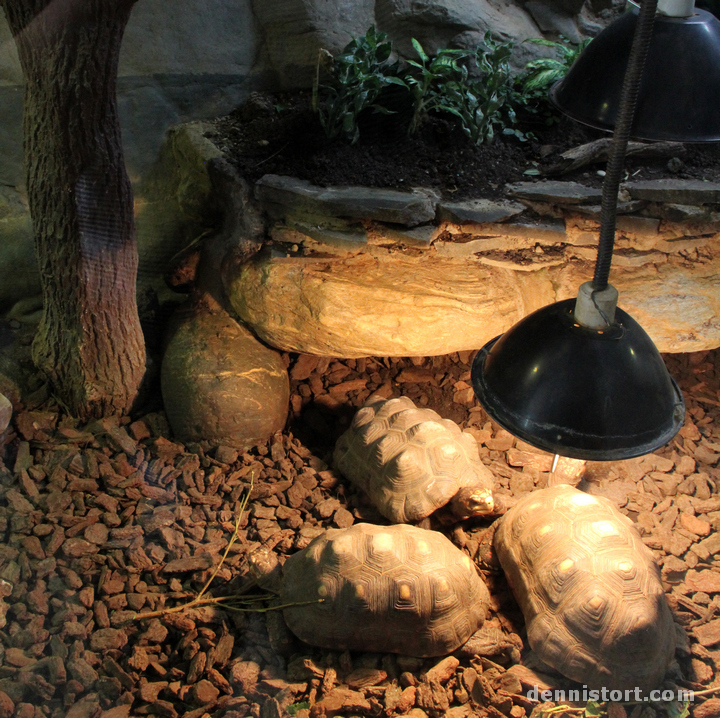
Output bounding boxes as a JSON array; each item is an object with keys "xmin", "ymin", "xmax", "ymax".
[
  {"xmin": 250, "ymin": 0, "xmax": 599, "ymax": 89},
  {"xmin": 376, "ymin": 0, "xmax": 543, "ymax": 65},
  {"xmin": 0, "ymin": 392, "xmax": 11, "ymax": 438},
  {"xmin": 225, "ymin": 229, "xmax": 720, "ymax": 357},
  {"xmin": 0, "ymin": 187, "xmax": 40, "ymax": 314},
  {"xmin": 226, "ymin": 251, "xmax": 537, "ymax": 357},
  {"xmin": 161, "ymin": 307, "xmax": 289, "ymax": 449},
  {"xmin": 252, "ymin": 0, "xmax": 376, "ymax": 88}
]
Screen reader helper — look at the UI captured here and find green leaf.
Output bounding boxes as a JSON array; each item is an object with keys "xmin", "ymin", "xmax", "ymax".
[
  {"xmin": 666, "ymin": 702, "xmax": 690, "ymax": 718},
  {"xmin": 438, "ymin": 105, "xmax": 465, "ymax": 119},
  {"xmin": 525, "ymin": 37, "xmax": 563, "ymax": 48},
  {"xmin": 584, "ymin": 700, "xmax": 603, "ymax": 718},
  {"xmin": 435, "ymin": 48, "xmax": 470, "ymax": 57},
  {"xmin": 523, "ymin": 168, "xmax": 541, "ymax": 175},
  {"xmin": 411, "ymin": 37, "xmax": 429, "ymax": 62},
  {"xmin": 287, "ymin": 702, "xmax": 311, "ymax": 716},
  {"xmin": 523, "ymin": 68, "xmax": 564, "ymax": 90},
  {"xmin": 376, "ymin": 42, "xmax": 392, "ymax": 63},
  {"xmin": 369, "ymin": 104, "xmax": 397, "ymax": 115},
  {"xmin": 525, "ymin": 58, "xmax": 565, "ymax": 71}
]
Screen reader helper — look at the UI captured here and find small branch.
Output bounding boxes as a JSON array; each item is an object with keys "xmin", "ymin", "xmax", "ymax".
[
  {"xmin": 217, "ymin": 598, "xmax": 323, "ymax": 614},
  {"xmin": 132, "ymin": 470, "xmax": 324, "ymax": 623},
  {"xmin": 690, "ymin": 686, "xmax": 720, "ymax": 699},
  {"xmin": 196, "ymin": 476, "xmax": 253, "ymax": 602},
  {"xmin": 132, "ymin": 592, "xmax": 273, "ymax": 621},
  {"xmin": 134, "ymin": 472, "xmax": 255, "ymax": 622},
  {"xmin": 253, "ymin": 143, "xmax": 290, "ymax": 169}
]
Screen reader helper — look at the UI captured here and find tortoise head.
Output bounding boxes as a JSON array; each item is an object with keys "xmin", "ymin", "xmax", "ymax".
[
  {"xmin": 449, "ymin": 486, "xmax": 495, "ymax": 519},
  {"xmin": 248, "ymin": 546, "xmax": 283, "ymax": 594}
]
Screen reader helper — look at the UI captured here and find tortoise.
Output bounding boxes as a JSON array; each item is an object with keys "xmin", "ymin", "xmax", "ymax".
[
  {"xmin": 249, "ymin": 522, "xmax": 490, "ymax": 657},
  {"xmin": 493, "ymin": 484, "xmax": 675, "ymax": 692},
  {"xmin": 333, "ymin": 394, "xmax": 496, "ymax": 524}
]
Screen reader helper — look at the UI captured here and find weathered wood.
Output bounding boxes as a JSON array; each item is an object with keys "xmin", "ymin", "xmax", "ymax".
[
  {"xmin": 1, "ymin": 0, "xmax": 146, "ymax": 417},
  {"xmin": 545, "ymin": 138, "xmax": 686, "ymax": 175}
]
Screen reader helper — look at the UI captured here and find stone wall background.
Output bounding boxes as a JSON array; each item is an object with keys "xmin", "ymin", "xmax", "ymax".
[{"xmin": 0, "ymin": 0, "xmax": 612, "ymax": 315}]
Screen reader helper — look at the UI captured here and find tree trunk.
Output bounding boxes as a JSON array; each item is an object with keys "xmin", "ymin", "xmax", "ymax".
[{"xmin": 1, "ymin": 0, "xmax": 146, "ymax": 418}]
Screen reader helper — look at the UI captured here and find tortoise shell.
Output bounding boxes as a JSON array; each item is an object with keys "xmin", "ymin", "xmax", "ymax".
[
  {"xmin": 281, "ymin": 523, "xmax": 490, "ymax": 656},
  {"xmin": 333, "ymin": 394, "xmax": 495, "ymax": 523},
  {"xmin": 494, "ymin": 485, "xmax": 675, "ymax": 692}
]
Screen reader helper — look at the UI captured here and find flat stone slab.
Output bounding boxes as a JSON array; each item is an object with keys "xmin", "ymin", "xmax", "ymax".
[
  {"xmin": 662, "ymin": 203, "xmax": 716, "ymax": 222},
  {"xmin": 286, "ymin": 222, "xmax": 368, "ymax": 252},
  {"xmin": 436, "ymin": 218, "xmax": 569, "ymax": 257},
  {"xmin": 437, "ymin": 198, "xmax": 525, "ymax": 224},
  {"xmin": 374, "ymin": 225, "xmax": 440, "ymax": 247},
  {"xmin": 506, "ymin": 181, "xmax": 603, "ymax": 205},
  {"xmin": 571, "ymin": 200, "xmax": 646, "ymax": 219},
  {"xmin": 625, "ymin": 179, "xmax": 720, "ymax": 204},
  {"xmin": 256, "ymin": 174, "xmax": 437, "ymax": 227},
  {"xmin": 157, "ymin": 121, "xmax": 720, "ymax": 361}
]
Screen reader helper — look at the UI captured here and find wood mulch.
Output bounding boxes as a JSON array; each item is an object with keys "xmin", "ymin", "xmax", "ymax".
[{"xmin": 0, "ymin": 334, "xmax": 719, "ymax": 718}]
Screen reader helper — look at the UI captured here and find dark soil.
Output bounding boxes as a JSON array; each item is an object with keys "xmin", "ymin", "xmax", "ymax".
[{"xmin": 208, "ymin": 91, "xmax": 720, "ymax": 201}]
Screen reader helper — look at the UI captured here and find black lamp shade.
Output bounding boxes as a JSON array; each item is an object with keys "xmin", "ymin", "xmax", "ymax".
[
  {"xmin": 471, "ymin": 299, "xmax": 685, "ymax": 460},
  {"xmin": 550, "ymin": 6, "xmax": 720, "ymax": 142}
]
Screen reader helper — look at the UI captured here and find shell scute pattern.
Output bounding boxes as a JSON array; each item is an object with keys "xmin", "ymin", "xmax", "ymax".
[
  {"xmin": 281, "ymin": 523, "xmax": 490, "ymax": 656},
  {"xmin": 536, "ymin": 552, "xmax": 587, "ymax": 610},
  {"xmin": 494, "ymin": 485, "xmax": 675, "ymax": 691},
  {"xmin": 334, "ymin": 395, "xmax": 495, "ymax": 524}
]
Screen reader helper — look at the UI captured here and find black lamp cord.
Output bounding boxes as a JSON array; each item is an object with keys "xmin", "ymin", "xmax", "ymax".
[{"xmin": 592, "ymin": 0, "xmax": 659, "ymax": 292}]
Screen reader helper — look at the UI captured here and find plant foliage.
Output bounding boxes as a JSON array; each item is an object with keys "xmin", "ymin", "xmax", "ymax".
[
  {"xmin": 501, "ymin": 35, "xmax": 592, "ymax": 134},
  {"xmin": 312, "ymin": 27, "xmax": 591, "ymax": 145},
  {"xmin": 407, "ymin": 32, "xmax": 517, "ymax": 144},
  {"xmin": 313, "ymin": 25, "xmax": 405, "ymax": 144},
  {"xmin": 403, "ymin": 40, "xmax": 470, "ymax": 135},
  {"xmin": 520, "ymin": 35, "xmax": 592, "ymax": 92}
]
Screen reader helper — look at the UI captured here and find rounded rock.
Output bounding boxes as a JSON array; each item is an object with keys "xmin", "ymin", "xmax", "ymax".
[{"xmin": 161, "ymin": 308, "xmax": 289, "ymax": 449}]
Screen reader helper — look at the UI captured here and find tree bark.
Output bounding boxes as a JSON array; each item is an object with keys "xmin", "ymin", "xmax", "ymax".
[{"xmin": 1, "ymin": 0, "xmax": 146, "ymax": 418}]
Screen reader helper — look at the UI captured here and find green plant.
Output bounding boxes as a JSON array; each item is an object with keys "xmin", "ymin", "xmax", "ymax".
[
  {"xmin": 404, "ymin": 39, "xmax": 471, "ymax": 134},
  {"xmin": 404, "ymin": 33, "xmax": 516, "ymax": 143},
  {"xmin": 313, "ymin": 25, "xmax": 405, "ymax": 144},
  {"xmin": 313, "ymin": 27, "xmax": 585, "ymax": 146},
  {"xmin": 497, "ymin": 36, "xmax": 591, "ymax": 135},
  {"xmin": 408, "ymin": 32, "xmax": 517, "ymax": 144},
  {"xmin": 533, "ymin": 698, "xmax": 691, "ymax": 718},
  {"xmin": 287, "ymin": 703, "xmax": 311, "ymax": 716},
  {"xmin": 520, "ymin": 35, "xmax": 592, "ymax": 92}
]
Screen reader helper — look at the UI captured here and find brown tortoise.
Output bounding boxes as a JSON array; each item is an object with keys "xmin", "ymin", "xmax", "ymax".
[
  {"xmin": 493, "ymin": 484, "xmax": 676, "ymax": 692},
  {"xmin": 333, "ymin": 394, "xmax": 496, "ymax": 524},
  {"xmin": 249, "ymin": 523, "xmax": 490, "ymax": 657}
]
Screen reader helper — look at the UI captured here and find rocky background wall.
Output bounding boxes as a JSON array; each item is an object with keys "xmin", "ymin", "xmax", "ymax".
[{"xmin": 0, "ymin": 0, "xmax": 614, "ymax": 317}]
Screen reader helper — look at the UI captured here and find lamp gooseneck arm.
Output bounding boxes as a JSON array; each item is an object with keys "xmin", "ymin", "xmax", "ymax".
[{"xmin": 592, "ymin": 0, "xmax": 659, "ymax": 292}]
